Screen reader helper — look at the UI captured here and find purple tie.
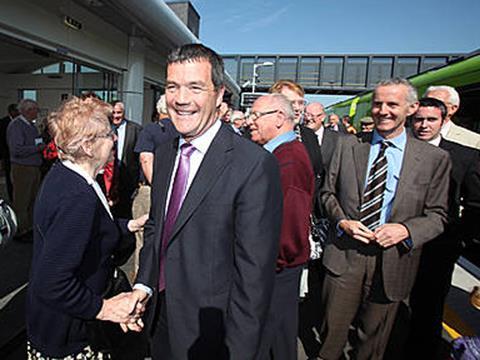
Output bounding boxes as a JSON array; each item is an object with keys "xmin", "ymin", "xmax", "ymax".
[{"xmin": 158, "ymin": 142, "xmax": 196, "ymax": 291}]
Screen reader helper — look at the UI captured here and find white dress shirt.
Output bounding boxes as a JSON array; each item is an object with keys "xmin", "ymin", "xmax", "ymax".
[
  {"xmin": 116, "ymin": 120, "xmax": 127, "ymax": 161},
  {"xmin": 315, "ymin": 126, "xmax": 325, "ymax": 146},
  {"xmin": 135, "ymin": 119, "xmax": 222, "ymax": 296}
]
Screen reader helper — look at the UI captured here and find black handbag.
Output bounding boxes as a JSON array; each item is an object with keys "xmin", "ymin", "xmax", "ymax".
[{"xmin": 310, "ymin": 215, "xmax": 330, "ymax": 259}]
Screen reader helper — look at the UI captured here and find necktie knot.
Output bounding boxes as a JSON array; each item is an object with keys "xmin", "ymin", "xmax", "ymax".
[{"xmin": 180, "ymin": 143, "xmax": 196, "ymax": 158}]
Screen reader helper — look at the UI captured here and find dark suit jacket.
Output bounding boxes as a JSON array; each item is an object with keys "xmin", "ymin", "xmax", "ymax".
[
  {"xmin": 26, "ymin": 162, "xmax": 128, "ymax": 357},
  {"xmin": 320, "ymin": 128, "xmax": 340, "ymax": 170},
  {"xmin": 114, "ymin": 119, "xmax": 142, "ymax": 217},
  {"xmin": 320, "ymin": 133, "xmax": 451, "ymax": 301},
  {"xmin": 136, "ymin": 123, "xmax": 283, "ymax": 359},
  {"xmin": 420, "ymin": 139, "xmax": 480, "ymax": 259},
  {"xmin": 299, "ymin": 124, "xmax": 323, "ymax": 178}
]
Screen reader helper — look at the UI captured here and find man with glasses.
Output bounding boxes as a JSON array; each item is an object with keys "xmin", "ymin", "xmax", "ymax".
[
  {"xmin": 247, "ymin": 93, "xmax": 314, "ymax": 360},
  {"xmin": 269, "ymin": 80, "xmax": 323, "ymax": 179},
  {"xmin": 104, "ymin": 101, "xmax": 142, "ymax": 218},
  {"xmin": 304, "ymin": 102, "xmax": 340, "ymax": 169}
]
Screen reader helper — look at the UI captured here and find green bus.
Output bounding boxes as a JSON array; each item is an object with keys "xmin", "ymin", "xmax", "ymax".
[{"xmin": 328, "ymin": 49, "xmax": 480, "ymax": 132}]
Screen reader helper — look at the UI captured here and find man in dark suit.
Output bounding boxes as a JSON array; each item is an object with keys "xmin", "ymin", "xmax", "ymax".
[
  {"xmin": 299, "ymin": 101, "xmax": 341, "ymax": 358},
  {"xmin": 125, "ymin": 44, "xmax": 283, "ymax": 360},
  {"xmin": 0, "ymin": 103, "xmax": 19, "ymax": 200},
  {"xmin": 109, "ymin": 101, "xmax": 142, "ymax": 218},
  {"xmin": 304, "ymin": 102, "xmax": 340, "ymax": 169},
  {"xmin": 318, "ymin": 78, "xmax": 451, "ymax": 359},
  {"xmin": 407, "ymin": 97, "xmax": 480, "ymax": 359}
]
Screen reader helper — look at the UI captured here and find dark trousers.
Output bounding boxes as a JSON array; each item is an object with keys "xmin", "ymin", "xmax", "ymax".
[
  {"xmin": 260, "ymin": 265, "xmax": 303, "ymax": 360},
  {"xmin": 319, "ymin": 255, "xmax": 399, "ymax": 360},
  {"xmin": 150, "ymin": 292, "xmax": 230, "ymax": 360},
  {"xmin": 405, "ymin": 238, "xmax": 458, "ymax": 359},
  {"xmin": 150, "ymin": 292, "xmax": 172, "ymax": 360},
  {"xmin": 298, "ymin": 259, "xmax": 324, "ymax": 358}
]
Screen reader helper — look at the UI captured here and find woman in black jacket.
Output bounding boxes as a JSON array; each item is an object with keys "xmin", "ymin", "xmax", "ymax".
[{"xmin": 26, "ymin": 96, "xmax": 145, "ymax": 359}]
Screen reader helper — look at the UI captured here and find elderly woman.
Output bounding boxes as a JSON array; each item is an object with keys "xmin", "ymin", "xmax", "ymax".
[{"xmin": 26, "ymin": 96, "xmax": 145, "ymax": 359}]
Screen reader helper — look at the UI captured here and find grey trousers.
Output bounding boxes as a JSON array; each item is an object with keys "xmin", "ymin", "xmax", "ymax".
[
  {"xmin": 11, "ymin": 163, "xmax": 41, "ymax": 235},
  {"xmin": 318, "ymin": 254, "xmax": 399, "ymax": 360}
]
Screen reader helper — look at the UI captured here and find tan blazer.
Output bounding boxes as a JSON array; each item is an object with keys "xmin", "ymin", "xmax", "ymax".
[
  {"xmin": 444, "ymin": 121, "xmax": 480, "ymax": 150},
  {"xmin": 320, "ymin": 133, "xmax": 451, "ymax": 301}
]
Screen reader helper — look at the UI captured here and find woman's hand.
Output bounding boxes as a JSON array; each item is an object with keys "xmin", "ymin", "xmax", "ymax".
[
  {"xmin": 127, "ymin": 214, "xmax": 149, "ymax": 233},
  {"xmin": 96, "ymin": 292, "xmax": 142, "ymax": 323}
]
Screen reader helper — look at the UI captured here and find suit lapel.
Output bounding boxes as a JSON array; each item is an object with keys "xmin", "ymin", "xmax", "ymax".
[
  {"xmin": 154, "ymin": 138, "xmax": 178, "ymax": 250},
  {"xmin": 389, "ymin": 136, "xmax": 421, "ymax": 220},
  {"xmin": 168, "ymin": 124, "xmax": 233, "ymax": 244},
  {"xmin": 353, "ymin": 141, "xmax": 371, "ymax": 200}
]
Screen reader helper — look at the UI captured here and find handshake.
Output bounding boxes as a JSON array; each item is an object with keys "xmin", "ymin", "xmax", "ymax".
[{"xmin": 96, "ymin": 288, "xmax": 150, "ymax": 333}]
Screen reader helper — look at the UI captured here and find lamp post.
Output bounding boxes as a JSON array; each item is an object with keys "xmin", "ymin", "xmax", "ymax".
[{"xmin": 252, "ymin": 61, "xmax": 274, "ymax": 93}]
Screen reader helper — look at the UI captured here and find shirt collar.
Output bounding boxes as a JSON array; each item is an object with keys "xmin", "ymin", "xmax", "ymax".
[
  {"xmin": 371, "ymin": 128, "xmax": 407, "ymax": 151},
  {"xmin": 263, "ymin": 130, "xmax": 297, "ymax": 153},
  {"xmin": 428, "ymin": 135, "xmax": 442, "ymax": 147},
  {"xmin": 441, "ymin": 120, "xmax": 452, "ymax": 137},
  {"xmin": 61, "ymin": 160, "xmax": 94, "ymax": 185},
  {"xmin": 179, "ymin": 119, "xmax": 222, "ymax": 154}
]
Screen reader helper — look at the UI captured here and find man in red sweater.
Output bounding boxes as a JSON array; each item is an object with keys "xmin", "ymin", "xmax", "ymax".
[{"xmin": 247, "ymin": 93, "xmax": 315, "ymax": 360}]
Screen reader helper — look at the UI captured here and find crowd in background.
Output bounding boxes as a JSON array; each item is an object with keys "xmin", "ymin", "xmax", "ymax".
[{"xmin": 1, "ymin": 43, "xmax": 479, "ymax": 360}]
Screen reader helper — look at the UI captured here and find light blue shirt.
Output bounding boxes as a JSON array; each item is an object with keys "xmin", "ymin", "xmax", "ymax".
[
  {"xmin": 366, "ymin": 129, "xmax": 406, "ymax": 225},
  {"xmin": 263, "ymin": 130, "xmax": 296, "ymax": 153}
]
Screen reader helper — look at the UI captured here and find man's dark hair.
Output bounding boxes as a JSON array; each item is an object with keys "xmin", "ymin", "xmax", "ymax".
[
  {"xmin": 7, "ymin": 103, "xmax": 18, "ymax": 114},
  {"xmin": 167, "ymin": 43, "xmax": 224, "ymax": 90},
  {"xmin": 418, "ymin": 97, "xmax": 447, "ymax": 120}
]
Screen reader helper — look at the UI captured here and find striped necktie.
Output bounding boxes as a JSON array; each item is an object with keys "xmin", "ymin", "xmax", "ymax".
[{"xmin": 360, "ymin": 141, "xmax": 391, "ymax": 230}]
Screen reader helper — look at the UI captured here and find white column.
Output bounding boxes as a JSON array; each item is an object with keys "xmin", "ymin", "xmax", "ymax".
[{"xmin": 122, "ymin": 36, "xmax": 145, "ymax": 125}]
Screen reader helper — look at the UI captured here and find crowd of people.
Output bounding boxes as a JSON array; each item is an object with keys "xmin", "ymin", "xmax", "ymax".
[{"xmin": 1, "ymin": 43, "xmax": 479, "ymax": 360}]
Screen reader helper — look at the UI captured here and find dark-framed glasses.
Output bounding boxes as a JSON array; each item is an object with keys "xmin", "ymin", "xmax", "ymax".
[{"xmin": 248, "ymin": 109, "xmax": 279, "ymax": 122}]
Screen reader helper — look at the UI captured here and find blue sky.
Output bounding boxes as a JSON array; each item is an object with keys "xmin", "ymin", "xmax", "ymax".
[{"xmin": 188, "ymin": 0, "xmax": 480, "ymax": 105}]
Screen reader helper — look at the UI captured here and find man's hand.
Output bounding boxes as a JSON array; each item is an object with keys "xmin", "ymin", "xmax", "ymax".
[
  {"xmin": 338, "ymin": 219, "xmax": 375, "ymax": 243},
  {"xmin": 373, "ymin": 223, "xmax": 409, "ymax": 248},
  {"xmin": 119, "ymin": 289, "xmax": 150, "ymax": 333}
]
